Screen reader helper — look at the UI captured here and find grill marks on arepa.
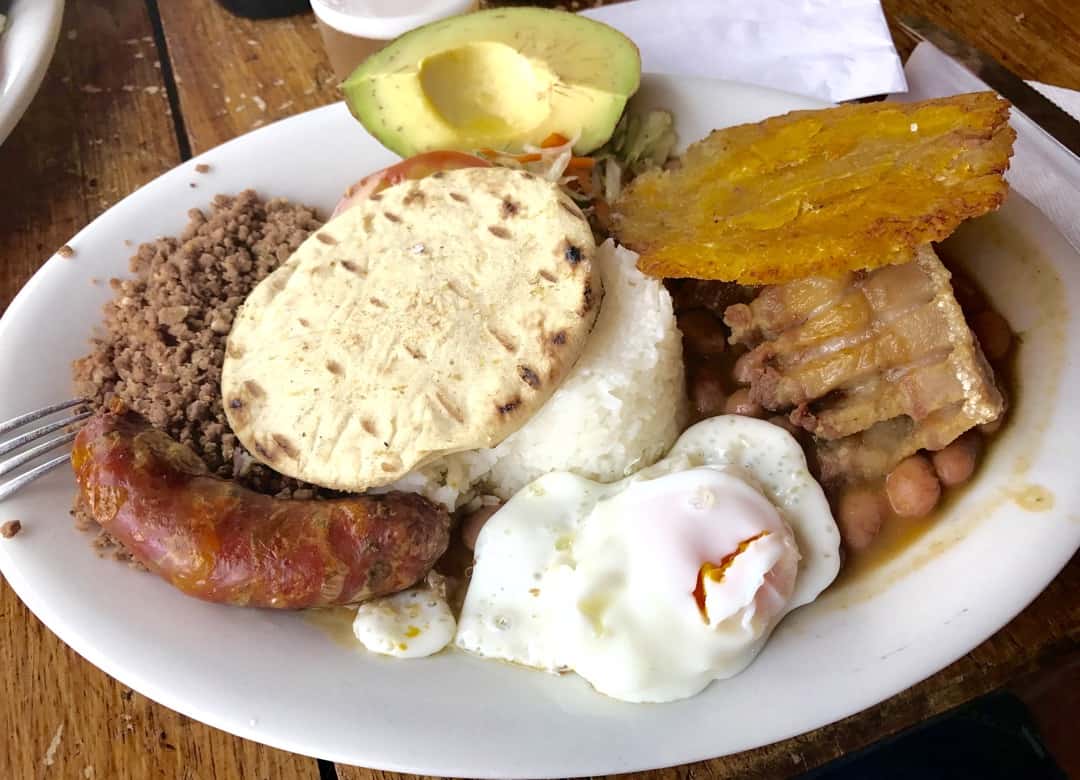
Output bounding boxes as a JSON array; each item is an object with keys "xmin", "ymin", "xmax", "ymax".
[{"xmin": 222, "ymin": 166, "xmax": 601, "ymax": 492}]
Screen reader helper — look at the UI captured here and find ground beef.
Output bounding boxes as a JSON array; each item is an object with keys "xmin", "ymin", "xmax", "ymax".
[{"xmin": 72, "ymin": 190, "xmax": 325, "ymax": 526}]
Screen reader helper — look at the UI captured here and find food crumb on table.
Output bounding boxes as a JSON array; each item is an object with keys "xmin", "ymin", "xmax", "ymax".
[
  {"xmin": 58, "ymin": 245, "xmax": 75, "ymax": 258},
  {"xmin": 1, "ymin": 520, "xmax": 22, "ymax": 538}
]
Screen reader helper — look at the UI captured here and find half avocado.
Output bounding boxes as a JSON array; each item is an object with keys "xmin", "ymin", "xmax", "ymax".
[{"xmin": 342, "ymin": 7, "xmax": 641, "ymax": 157}]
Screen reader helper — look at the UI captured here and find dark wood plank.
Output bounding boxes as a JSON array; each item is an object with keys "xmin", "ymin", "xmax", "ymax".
[
  {"xmin": 883, "ymin": 0, "xmax": 1080, "ymax": 89},
  {"xmin": 0, "ymin": 2, "xmax": 318, "ymax": 777},
  {"xmin": 0, "ymin": 0, "xmax": 181, "ymax": 312},
  {"xmin": 156, "ymin": 0, "xmax": 338, "ymax": 155},
  {"xmin": 0, "ymin": 587, "xmax": 321, "ymax": 779},
  {"xmin": 1012, "ymin": 648, "xmax": 1080, "ymax": 778}
]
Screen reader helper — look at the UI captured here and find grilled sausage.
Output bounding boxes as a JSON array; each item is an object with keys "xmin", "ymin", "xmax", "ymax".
[{"xmin": 72, "ymin": 403, "xmax": 450, "ymax": 608}]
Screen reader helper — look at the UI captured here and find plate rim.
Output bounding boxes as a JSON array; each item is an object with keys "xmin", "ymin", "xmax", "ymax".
[{"xmin": 1, "ymin": 72, "xmax": 1078, "ymax": 777}]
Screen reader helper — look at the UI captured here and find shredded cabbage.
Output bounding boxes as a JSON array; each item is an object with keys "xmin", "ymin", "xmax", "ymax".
[
  {"xmin": 480, "ymin": 133, "xmax": 579, "ymax": 181},
  {"xmin": 476, "ymin": 111, "xmax": 676, "ymax": 208},
  {"xmin": 592, "ymin": 110, "xmax": 677, "ymax": 200}
]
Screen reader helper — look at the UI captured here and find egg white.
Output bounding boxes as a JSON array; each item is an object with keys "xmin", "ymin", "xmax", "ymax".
[
  {"xmin": 454, "ymin": 415, "xmax": 841, "ymax": 702},
  {"xmin": 353, "ymin": 573, "xmax": 456, "ymax": 659}
]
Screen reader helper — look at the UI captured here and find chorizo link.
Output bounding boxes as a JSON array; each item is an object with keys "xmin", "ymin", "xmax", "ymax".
[{"xmin": 72, "ymin": 403, "xmax": 450, "ymax": 608}]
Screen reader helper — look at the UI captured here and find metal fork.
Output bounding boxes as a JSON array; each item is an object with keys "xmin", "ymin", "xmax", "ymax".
[{"xmin": 0, "ymin": 400, "xmax": 91, "ymax": 501}]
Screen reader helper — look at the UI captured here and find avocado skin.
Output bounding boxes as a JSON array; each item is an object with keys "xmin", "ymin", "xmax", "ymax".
[{"xmin": 343, "ymin": 6, "xmax": 641, "ymax": 158}]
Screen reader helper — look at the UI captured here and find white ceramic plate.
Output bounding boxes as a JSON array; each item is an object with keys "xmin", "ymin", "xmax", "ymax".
[
  {"xmin": 1, "ymin": 75, "xmax": 1078, "ymax": 777},
  {"xmin": 0, "ymin": 0, "xmax": 63, "ymax": 146}
]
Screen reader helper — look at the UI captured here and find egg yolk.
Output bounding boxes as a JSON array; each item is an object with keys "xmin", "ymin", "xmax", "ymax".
[{"xmin": 692, "ymin": 532, "xmax": 769, "ymax": 621}]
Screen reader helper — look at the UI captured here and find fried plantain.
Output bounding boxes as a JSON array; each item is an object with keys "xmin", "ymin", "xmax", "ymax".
[{"xmin": 614, "ymin": 92, "xmax": 1015, "ymax": 284}]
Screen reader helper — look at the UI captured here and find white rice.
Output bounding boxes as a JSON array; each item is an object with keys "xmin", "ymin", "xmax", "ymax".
[{"xmin": 386, "ymin": 240, "xmax": 687, "ymax": 509}]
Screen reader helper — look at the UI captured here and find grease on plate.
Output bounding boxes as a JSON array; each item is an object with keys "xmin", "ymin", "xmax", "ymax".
[
  {"xmin": 304, "ymin": 607, "xmax": 360, "ymax": 650},
  {"xmin": 1011, "ymin": 484, "xmax": 1054, "ymax": 512}
]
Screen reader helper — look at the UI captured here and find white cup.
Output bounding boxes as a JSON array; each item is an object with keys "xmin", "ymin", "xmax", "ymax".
[{"xmin": 311, "ymin": 0, "xmax": 478, "ymax": 83}]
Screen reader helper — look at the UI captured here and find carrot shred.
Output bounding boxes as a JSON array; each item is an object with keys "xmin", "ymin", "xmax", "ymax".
[
  {"xmin": 567, "ymin": 157, "xmax": 596, "ymax": 170},
  {"xmin": 592, "ymin": 197, "xmax": 611, "ymax": 228},
  {"xmin": 541, "ymin": 133, "xmax": 570, "ymax": 148}
]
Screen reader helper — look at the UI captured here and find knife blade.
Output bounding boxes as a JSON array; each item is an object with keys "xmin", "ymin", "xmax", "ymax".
[{"xmin": 896, "ymin": 15, "xmax": 1080, "ymax": 160}]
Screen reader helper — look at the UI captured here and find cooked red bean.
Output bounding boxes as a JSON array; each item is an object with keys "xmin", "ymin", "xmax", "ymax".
[
  {"xmin": 725, "ymin": 388, "xmax": 764, "ymax": 418},
  {"xmin": 885, "ymin": 455, "xmax": 941, "ymax": 518},
  {"xmin": 689, "ymin": 368, "xmax": 727, "ymax": 418},
  {"xmin": 973, "ymin": 310, "xmax": 1012, "ymax": 362},
  {"xmin": 677, "ymin": 309, "xmax": 728, "ymax": 356},
  {"xmin": 462, "ymin": 504, "xmax": 502, "ymax": 552},
  {"xmin": 836, "ymin": 487, "xmax": 885, "ymax": 551},
  {"xmin": 732, "ymin": 350, "xmax": 755, "ymax": 385},
  {"xmin": 932, "ymin": 432, "xmax": 981, "ymax": 487}
]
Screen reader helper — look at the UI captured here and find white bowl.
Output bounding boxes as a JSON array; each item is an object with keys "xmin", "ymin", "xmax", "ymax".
[{"xmin": 0, "ymin": 0, "xmax": 64, "ymax": 146}]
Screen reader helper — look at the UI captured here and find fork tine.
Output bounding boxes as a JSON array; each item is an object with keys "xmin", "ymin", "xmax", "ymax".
[
  {"xmin": 0, "ymin": 453, "xmax": 72, "ymax": 502},
  {"xmin": 0, "ymin": 430, "xmax": 79, "ymax": 478},
  {"xmin": 0, "ymin": 410, "xmax": 92, "ymax": 458},
  {"xmin": 0, "ymin": 399, "xmax": 86, "ymax": 437}
]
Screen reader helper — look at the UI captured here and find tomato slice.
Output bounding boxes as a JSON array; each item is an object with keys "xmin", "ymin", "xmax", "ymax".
[{"xmin": 332, "ymin": 151, "xmax": 491, "ymax": 218}]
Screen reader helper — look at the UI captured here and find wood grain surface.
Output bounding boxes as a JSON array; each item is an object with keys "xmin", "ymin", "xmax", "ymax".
[
  {"xmin": 1, "ymin": 0, "xmax": 1078, "ymax": 778},
  {"xmin": 0, "ymin": 2, "xmax": 321, "ymax": 778},
  {"xmin": 882, "ymin": 0, "xmax": 1080, "ymax": 87},
  {"xmin": 0, "ymin": 0, "xmax": 179, "ymax": 313},
  {"xmin": 155, "ymin": 0, "xmax": 338, "ymax": 156}
]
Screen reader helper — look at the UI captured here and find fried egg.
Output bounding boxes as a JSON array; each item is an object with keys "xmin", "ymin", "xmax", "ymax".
[
  {"xmin": 353, "ymin": 573, "xmax": 456, "ymax": 659},
  {"xmin": 454, "ymin": 415, "xmax": 841, "ymax": 702}
]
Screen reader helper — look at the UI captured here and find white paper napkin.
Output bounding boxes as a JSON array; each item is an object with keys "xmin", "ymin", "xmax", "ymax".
[
  {"xmin": 582, "ymin": 0, "xmax": 907, "ymax": 103},
  {"xmin": 897, "ymin": 42, "xmax": 1080, "ymax": 252}
]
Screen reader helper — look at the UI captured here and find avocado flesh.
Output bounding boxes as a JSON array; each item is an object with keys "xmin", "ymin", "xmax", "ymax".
[{"xmin": 343, "ymin": 7, "xmax": 641, "ymax": 157}]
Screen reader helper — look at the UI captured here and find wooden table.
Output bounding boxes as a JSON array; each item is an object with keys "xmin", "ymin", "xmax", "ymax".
[{"xmin": 2, "ymin": 1, "xmax": 1078, "ymax": 777}]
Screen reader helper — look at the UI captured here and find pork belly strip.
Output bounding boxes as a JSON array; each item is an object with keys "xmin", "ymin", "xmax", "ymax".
[
  {"xmin": 724, "ymin": 245, "xmax": 1004, "ymax": 481},
  {"xmin": 746, "ymin": 300, "xmax": 960, "ymax": 411},
  {"xmin": 725, "ymin": 275, "xmax": 853, "ymax": 345},
  {"xmin": 792, "ymin": 356, "xmax": 968, "ymax": 440},
  {"xmin": 815, "ymin": 402, "xmax": 989, "ymax": 482}
]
